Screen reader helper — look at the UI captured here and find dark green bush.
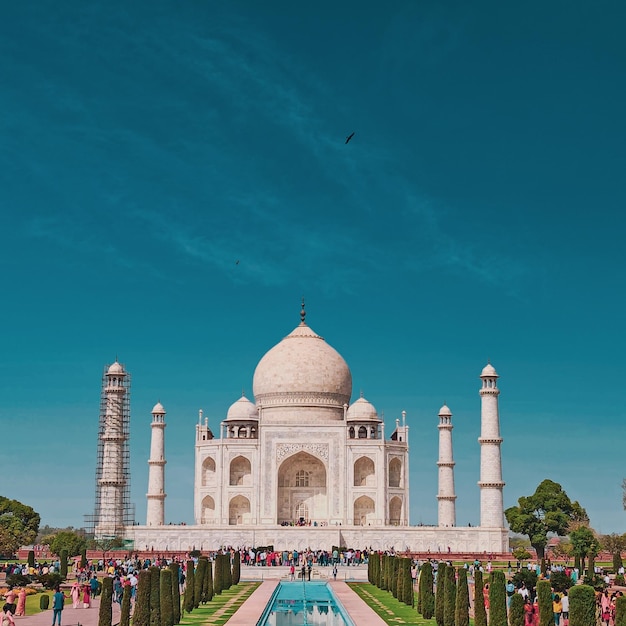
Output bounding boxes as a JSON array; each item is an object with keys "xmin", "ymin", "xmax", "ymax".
[
  {"xmin": 40, "ymin": 594, "xmax": 50, "ymax": 610},
  {"xmin": 435, "ymin": 562, "xmax": 447, "ymax": 626},
  {"xmin": 184, "ymin": 560, "xmax": 195, "ymax": 611},
  {"xmin": 60, "ymin": 549, "xmax": 68, "ymax": 578},
  {"xmin": 206, "ymin": 560, "xmax": 213, "ymax": 603},
  {"xmin": 489, "ymin": 570, "xmax": 507, "ymax": 626},
  {"xmin": 160, "ymin": 569, "xmax": 174, "ymax": 626},
  {"xmin": 444, "ymin": 566, "xmax": 456, "ymax": 626},
  {"xmin": 512, "ymin": 569, "xmax": 538, "ymax": 594},
  {"xmin": 37, "ymin": 573, "xmax": 64, "ymax": 589},
  {"xmin": 232, "ymin": 551, "xmax": 241, "ymax": 586},
  {"xmin": 569, "ymin": 585, "xmax": 596, "ymax": 626},
  {"xmin": 474, "ymin": 570, "xmax": 488, "ymax": 626},
  {"xmin": 149, "ymin": 566, "xmax": 161, "ymax": 626},
  {"xmin": 456, "ymin": 567, "xmax": 470, "ymax": 626},
  {"xmin": 27, "ymin": 550, "xmax": 35, "ymax": 568},
  {"xmin": 6, "ymin": 573, "xmax": 31, "ymax": 589},
  {"xmin": 133, "ymin": 570, "xmax": 151, "ymax": 626},
  {"xmin": 169, "ymin": 563, "xmax": 181, "ymax": 624},
  {"xmin": 537, "ymin": 580, "xmax": 555, "ymax": 626},
  {"xmin": 616, "ymin": 574, "xmax": 625, "ymax": 587},
  {"xmin": 120, "ymin": 585, "xmax": 131, "ymax": 626},
  {"xmin": 509, "ymin": 593, "xmax": 525, "ymax": 626},
  {"xmin": 98, "ymin": 576, "xmax": 113, "ymax": 626},
  {"xmin": 420, "ymin": 561, "xmax": 435, "ymax": 619},
  {"xmin": 194, "ymin": 558, "xmax": 206, "ymax": 607},
  {"xmin": 550, "ymin": 571, "xmax": 574, "ymax": 592},
  {"xmin": 213, "ymin": 556, "xmax": 222, "ymax": 596}
]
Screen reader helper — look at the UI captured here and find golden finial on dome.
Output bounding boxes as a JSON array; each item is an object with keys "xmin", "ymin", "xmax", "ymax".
[{"xmin": 300, "ymin": 297, "xmax": 306, "ymax": 325}]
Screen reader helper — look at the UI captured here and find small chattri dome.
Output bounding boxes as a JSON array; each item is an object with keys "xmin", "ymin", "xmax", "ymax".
[
  {"xmin": 107, "ymin": 361, "xmax": 125, "ymax": 375},
  {"xmin": 152, "ymin": 402, "xmax": 166, "ymax": 414},
  {"xmin": 226, "ymin": 395, "xmax": 258, "ymax": 421},
  {"xmin": 438, "ymin": 404, "xmax": 452, "ymax": 417},
  {"xmin": 347, "ymin": 396, "xmax": 379, "ymax": 421},
  {"xmin": 480, "ymin": 363, "xmax": 498, "ymax": 377}
]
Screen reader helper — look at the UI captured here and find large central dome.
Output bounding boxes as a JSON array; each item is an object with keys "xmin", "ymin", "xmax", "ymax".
[{"xmin": 253, "ymin": 318, "xmax": 352, "ymax": 408}]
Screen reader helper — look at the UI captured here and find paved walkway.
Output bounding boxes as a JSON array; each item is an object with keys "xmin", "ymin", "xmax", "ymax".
[{"xmin": 10, "ymin": 596, "xmax": 120, "ymax": 626}]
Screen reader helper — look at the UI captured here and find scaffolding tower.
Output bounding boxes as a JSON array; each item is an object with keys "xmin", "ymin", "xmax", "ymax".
[{"xmin": 85, "ymin": 361, "xmax": 134, "ymax": 539}]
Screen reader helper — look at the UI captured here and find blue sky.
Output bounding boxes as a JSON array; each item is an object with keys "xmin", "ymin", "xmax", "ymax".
[{"xmin": 2, "ymin": 0, "xmax": 625, "ymax": 536}]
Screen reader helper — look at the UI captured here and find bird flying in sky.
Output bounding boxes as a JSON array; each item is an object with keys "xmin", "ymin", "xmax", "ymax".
[{"xmin": 345, "ymin": 132, "xmax": 355, "ymax": 144}]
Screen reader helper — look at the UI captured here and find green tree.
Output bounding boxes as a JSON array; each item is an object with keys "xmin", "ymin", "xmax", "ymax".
[
  {"xmin": 512, "ymin": 547, "xmax": 532, "ymax": 563},
  {"xmin": 570, "ymin": 526, "xmax": 599, "ymax": 577},
  {"xmin": 551, "ymin": 542, "xmax": 573, "ymax": 563},
  {"xmin": 120, "ymin": 585, "xmax": 131, "ymax": 626},
  {"xmin": 435, "ymin": 562, "xmax": 447, "ymax": 626},
  {"xmin": 456, "ymin": 567, "xmax": 470, "ymax": 626},
  {"xmin": 60, "ymin": 549, "xmax": 68, "ymax": 578},
  {"xmin": 600, "ymin": 534, "xmax": 625, "ymax": 572},
  {"xmin": 0, "ymin": 497, "xmax": 40, "ymax": 555},
  {"xmin": 489, "ymin": 570, "xmax": 507, "ymax": 626},
  {"xmin": 511, "ymin": 569, "xmax": 538, "ymax": 595},
  {"xmin": 133, "ymin": 570, "xmax": 151, "ymax": 626},
  {"xmin": 50, "ymin": 530, "xmax": 87, "ymax": 557},
  {"xmin": 223, "ymin": 553, "xmax": 232, "ymax": 590},
  {"xmin": 391, "ymin": 556, "xmax": 399, "ymax": 598},
  {"xmin": 27, "ymin": 550, "xmax": 35, "ymax": 568},
  {"xmin": 569, "ymin": 585, "xmax": 596, "ymax": 626},
  {"xmin": 510, "ymin": 593, "xmax": 525, "ymax": 626},
  {"xmin": 403, "ymin": 558, "xmax": 413, "ymax": 606},
  {"xmin": 537, "ymin": 580, "xmax": 555, "ymax": 626},
  {"xmin": 444, "ymin": 566, "xmax": 456, "ymax": 626},
  {"xmin": 98, "ymin": 576, "xmax": 113, "ymax": 626},
  {"xmin": 505, "ymin": 480, "xmax": 588, "ymax": 558},
  {"xmin": 169, "ymin": 563, "xmax": 181, "ymax": 624},
  {"xmin": 149, "ymin": 566, "xmax": 161, "ymax": 626},
  {"xmin": 420, "ymin": 560, "xmax": 435, "ymax": 619},
  {"xmin": 184, "ymin": 560, "xmax": 195, "ymax": 612},
  {"xmin": 160, "ymin": 569, "xmax": 174, "ymax": 626},
  {"xmin": 474, "ymin": 570, "xmax": 488, "ymax": 626}
]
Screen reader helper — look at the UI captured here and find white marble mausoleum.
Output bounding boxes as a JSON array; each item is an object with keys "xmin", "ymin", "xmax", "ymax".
[{"xmin": 120, "ymin": 305, "xmax": 508, "ymax": 553}]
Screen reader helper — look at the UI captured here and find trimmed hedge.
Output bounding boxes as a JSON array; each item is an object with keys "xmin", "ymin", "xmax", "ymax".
[
  {"xmin": 420, "ymin": 561, "xmax": 435, "ymax": 620},
  {"xmin": 184, "ymin": 560, "xmax": 195, "ymax": 612},
  {"xmin": 537, "ymin": 580, "xmax": 555, "ymax": 626},
  {"xmin": 160, "ymin": 569, "xmax": 174, "ymax": 626},
  {"xmin": 489, "ymin": 570, "xmax": 507, "ymax": 626},
  {"xmin": 435, "ymin": 562, "xmax": 447, "ymax": 626},
  {"xmin": 474, "ymin": 569, "xmax": 488, "ymax": 626},
  {"xmin": 149, "ymin": 566, "xmax": 161, "ymax": 626},
  {"xmin": 133, "ymin": 569, "xmax": 151, "ymax": 626},
  {"xmin": 455, "ymin": 567, "xmax": 470, "ymax": 626},
  {"xmin": 98, "ymin": 576, "xmax": 113, "ymax": 626},
  {"xmin": 120, "ymin": 585, "xmax": 131, "ymax": 626},
  {"xmin": 509, "ymin": 592, "xmax": 525, "ymax": 626},
  {"xmin": 169, "ymin": 562, "xmax": 181, "ymax": 624},
  {"xmin": 569, "ymin": 585, "xmax": 596, "ymax": 626}
]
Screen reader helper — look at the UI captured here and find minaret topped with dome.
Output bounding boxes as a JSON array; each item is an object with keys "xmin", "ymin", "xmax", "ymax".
[{"xmin": 252, "ymin": 301, "xmax": 352, "ymax": 418}]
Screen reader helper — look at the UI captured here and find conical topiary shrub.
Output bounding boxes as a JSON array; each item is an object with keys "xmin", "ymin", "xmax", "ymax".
[
  {"xmin": 169, "ymin": 563, "xmax": 181, "ymax": 624},
  {"xmin": 474, "ymin": 570, "xmax": 488, "ymax": 626},
  {"xmin": 455, "ymin": 567, "xmax": 470, "ymax": 626},
  {"xmin": 149, "ymin": 566, "xmax": 161, "ymax": 626},
  {"xmin": 509, "ymin": 592, "xmax": 525, "ymax": 626},
  {"xmin": 569, "ymin": 585, "xmax": 596, "ymax": 626},
  {"xmin": 444, "ymin": 565, "xmax": 456, "ymax": 626},
  {"xmin": 435, "ymin": 562, "xmax": 447, "ymax": 626},
  {"xmin": 119, "ymin": 585, "xmax": 131, "ymax": 626},
  {"xmin": 184, "ymin": 560, "xmax": 195, "ymax": 612},
  {"xmin": 40, "ymin": 594, "xmax": 50, "ymax": 610},
  {"xmin": 160, "ymin": 569, "xmax": 174, "ymax": 626},
  {"xmin": 489, "ymin": 570, "xmax": 507, "ymax": 626},
  {"xmin": 133, "ymin": 569, "xmax": 151, "ymax": 626},
  {"xmin": 537, "ymin": 580, "xmax": 555, "ymax": 626},
  {"xmin": 98, "ymin": 576, "xmax": 113, "ymax": 626},
  {"xmin": 420, "ymin": 561, "xmax": 435, "ymax": 619}
]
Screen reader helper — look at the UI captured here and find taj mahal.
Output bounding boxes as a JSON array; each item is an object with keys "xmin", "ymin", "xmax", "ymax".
[{"xmin": 91, "ymin": 304, "xmax": 508, "ymax": 553}]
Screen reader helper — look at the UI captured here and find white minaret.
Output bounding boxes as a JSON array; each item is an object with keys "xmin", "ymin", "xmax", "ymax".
[
  {"xmin": 146, "ymin": 402, "xmax": 167, "ymax": 526},
  {"xmin": 478, "ymin": 363, "xmax": 505, "ymax": 527},
  {"xmin": 437, "ymin": 404, "xmax": 456, "ymax": 527}
]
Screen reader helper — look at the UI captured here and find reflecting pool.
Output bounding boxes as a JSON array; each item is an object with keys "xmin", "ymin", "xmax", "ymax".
[{"xmin": 257, "ymin": 581, "xmax": 355, "ymax": 626}]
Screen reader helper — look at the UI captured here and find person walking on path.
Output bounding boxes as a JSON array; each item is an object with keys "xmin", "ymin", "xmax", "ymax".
[
  {"xmin": 82, "ymin": 584, "xmax": 91, "ymax": 609},
  {"xmin": 51, "ymin": 586, "xmax": 66, "ymax": 626},
  {"xmin": 70, "ymin": 582, "xmax": 81, "ymax": 609},
  {"xmin": 15, "ymin": 589, "xmax": 26, "ymax": 616}
]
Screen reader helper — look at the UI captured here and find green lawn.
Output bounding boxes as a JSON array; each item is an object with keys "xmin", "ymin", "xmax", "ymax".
[
  {"xmin": 347, "ymin": 583, "xmax": 431, "ymax": 625},
  {"xmin": 178, "ymin": 583, "xmax": 260, "ymax": 626}
]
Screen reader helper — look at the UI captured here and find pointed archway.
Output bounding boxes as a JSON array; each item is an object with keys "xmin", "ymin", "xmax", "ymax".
[{"xmin": 277, "ymin": 451, "xmax": 327, "ymax": 524}]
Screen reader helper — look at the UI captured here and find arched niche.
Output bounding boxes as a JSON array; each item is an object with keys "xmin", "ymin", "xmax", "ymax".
[
  {"xmin": 354, "ymin": 495, "xmax": 375, "ymax": 526},
  {"xmin": 201, "ymin": 495, "xmax": 215, "ymax": 524},
  {"xmin": 389, "ymin": 496, "xmax": 402, "ymax": 525},
  {"xmin": 353, "ymin": 456, "xmax": 375, "ymax": 487},
  {"xmin": 277, "ymin": 451, "xmax": 327, "ymax": 524},
  {"xmin": 388, "ymin": 457, "xmax": 402, "ymax": 488},
  {"xmin": 228, "ymin": 495, "xmax": 250, "ymax": 525},
  {"xmin": 229, "ymin": 455, "xmax": 252, "ymax": 486},
  {"xmin": 202, "ymin": 456, "xmax": 216, "ymax": 487}
]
